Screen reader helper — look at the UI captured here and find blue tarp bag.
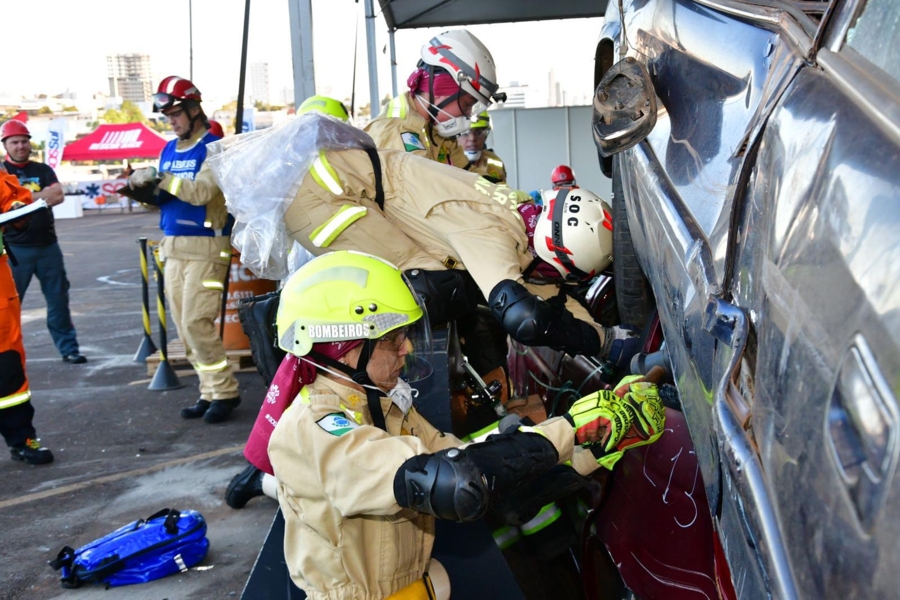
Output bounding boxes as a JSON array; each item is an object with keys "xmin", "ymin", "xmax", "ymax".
[{"xmin": 49, "ymin": 508, "xmax": 209, "ymax": 588}]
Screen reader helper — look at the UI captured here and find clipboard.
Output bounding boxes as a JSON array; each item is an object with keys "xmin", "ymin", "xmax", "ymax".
[{"xmin": 0, "ymin": 199, "xmax": 48, "ymax": 225}]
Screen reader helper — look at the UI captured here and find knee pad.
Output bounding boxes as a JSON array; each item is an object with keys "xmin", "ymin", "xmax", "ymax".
[{"xmin": 394, "ymin": 448, "xmax": 490, "ymax": 522}]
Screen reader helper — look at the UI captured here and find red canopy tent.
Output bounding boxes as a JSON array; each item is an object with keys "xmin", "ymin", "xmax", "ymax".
[{"xmin": 63, "ymin": 122, "xmax": 168, "ymax": 161}]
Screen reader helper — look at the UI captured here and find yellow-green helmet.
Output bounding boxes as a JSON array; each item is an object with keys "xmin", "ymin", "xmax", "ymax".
[
  {"xmin": 276, "ymin": 250, "xmax": 424, "ymax": 357},
  {"xmin": 298, "ymin": 95, "xmax": 351, "ymax": 122},
  {"xmin": 470, "ymin": 111, "xmax": 491, "ymax": 130}
]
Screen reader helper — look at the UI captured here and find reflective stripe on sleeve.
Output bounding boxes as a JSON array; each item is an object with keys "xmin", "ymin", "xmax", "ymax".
[
  {"xmin": 520, "ymin": 503, "xmax": 562, "ymax": 536},
  {"xmin": 309, "ymin": 205, "xmax": 368, "ymax": 248},
  {"xmin": 487, "ymin": 157, "xmax": 504, "ymax": 168},
  {"xmin": 310, "ymin": 152, "xmax": 343, "ymax": 195},
  {"xmin": 389, "ymin": 95, "xmax": 406, "ymax": 119},
  {"xmin": 0, "ymin": 390, "xmax": 32, "ymax": 410},
  {"xmin": 460, "ymin": 421, "xmax": 500, "ymax": 444},
  {"xmin": 492, "ymin": 525, "xmax": 522, "ymax": 550},
  {"xmin": 196, "ymin": 359, "xmax": 229, "ymax": 372},
  {"xmin": 202, "ymin": 280, "xmax": 224, "ymax": 290},
  {"xmin": 164, "ymin": 175, "xmax": 183, "ymax": 197}
]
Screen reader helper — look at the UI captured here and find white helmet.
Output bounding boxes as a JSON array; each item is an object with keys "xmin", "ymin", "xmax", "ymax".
[
  {"xmin": 534, "ymin": 187, "xmax": 614, "ymax": 281},
  {"xmin": 420, "ymin": 30, "xmax": 500, "ymax": 107}
]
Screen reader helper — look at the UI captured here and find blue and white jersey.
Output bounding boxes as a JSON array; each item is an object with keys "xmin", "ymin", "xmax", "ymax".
[{"xmin": 157, "ymin": 131, "xmax": 226, "ymax": 237}]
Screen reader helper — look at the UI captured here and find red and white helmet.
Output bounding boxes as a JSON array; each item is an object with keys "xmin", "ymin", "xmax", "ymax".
[
  {"xmin": 153, "ymin": 76, "xmax": 202, "ymax": 112},
  {"xmin": 550, "ymin": 165, "xmax": 576, "ymax": 187},
  {"xmin": 420, "ymin": 30, "xmax": 499, "ymax": 106},
  {"xmin": 1, "ymin": 120, "xmax": 31, "ymax": 142},
  {"xmin": 534, "ymin": 187, "xmax": 614, "ymax": 281}
]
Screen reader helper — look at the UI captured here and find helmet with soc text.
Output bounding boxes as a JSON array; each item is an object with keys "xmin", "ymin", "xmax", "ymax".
[
  {"xmin": 534, "ymin": 187, "xmax": 614, "ymax": 281},
  {"xmin": 1, "ymin": 120, "xmax": 31, "ymax": 142},
  {"xmin": 276, "ymin": 250, "xmax": 430, "ymax": 364},
  {"xmin": 298, "ymin": 95, "xmax": 351, "ymax": 122},
  {"xmin": 551, "ymin": 165, "xmax": 576, "ymax": 187},
  {"xmin": 153, "ymin": 76, "xmax": 202, "ymax": 112},
  {"xmin": 419, "ymin": 30, "xmax": 499, "ymax": 106}
]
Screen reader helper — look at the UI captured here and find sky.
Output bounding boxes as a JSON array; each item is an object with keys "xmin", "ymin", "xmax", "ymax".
[{"xmin": 3, "ymin": 0, "xmax": 604, "ymax": 111}]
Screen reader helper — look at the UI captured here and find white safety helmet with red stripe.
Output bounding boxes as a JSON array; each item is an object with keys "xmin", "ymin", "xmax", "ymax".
[
  {"xmin": 419, "ymin": 30, "xmax": 500, "ymax": 107},
  {"xmin": 153, "ymin": 76, "xmax": 202, "ymax": 112},
  {"xmin": 534, "ymin": 187, "xmax": 614, "ymax": 281}
]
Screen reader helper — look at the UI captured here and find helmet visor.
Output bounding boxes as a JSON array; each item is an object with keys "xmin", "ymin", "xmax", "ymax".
[
  {"xmin": 397, "ymin": 273, "xmax": 433, "ymax": 384},
  {"xmin": 152, "ymin": 92, "xmax": 179, "ymax": 112}
]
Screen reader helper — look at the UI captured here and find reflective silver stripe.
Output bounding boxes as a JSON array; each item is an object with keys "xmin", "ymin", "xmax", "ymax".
[
  {"xmin": 310, "ymin": 206, "xmax": 367, "ymax": 248},
  {"xmin": 219, "ymin": 250, "xmax": 232, "ymax": 258},
  {"xmin": 390, "ymin": 95, "xmax": 405, "ymax": 118},
  {"xmin": 204, "ymin": 220, "xmax": 213, "ymax": 228},
  {"xmin": 202, "ymin": 280, "xmax": 224, "ymax": 290},
  {"xmin": 196, "ymin": 359, "xmax": 229, "ymax": 372},
  {"xmin": 487, "ymin": 157, "xmax": 504, "ymax": 168},
  {"xmin": 174, "ymin": 553, "xmax": 188, "ymax": 572},
  {"xmin": 521, "ymin": 503, "xmax": 562, "ymax": 536},
  {"xmin": 312, "ymin": 155, "xmax": 343, "ymax": 194},
  {"xmin": 0, "ymin": 390, "xmax": 31, "ymax": 409},
  {"xmin": 492, "ymin": 525, "xmax": 522, "ymax": 549}
]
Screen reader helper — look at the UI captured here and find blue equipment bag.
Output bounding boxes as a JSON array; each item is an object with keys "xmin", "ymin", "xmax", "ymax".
[{"xmin": 49, "ymin": 508, "xmax": 209, "ymax": 588}]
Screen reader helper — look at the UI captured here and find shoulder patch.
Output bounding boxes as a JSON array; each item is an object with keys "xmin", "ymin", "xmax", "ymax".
[
  {"xmin": 316, "ymin": 413, "xmax": 360, "ymax": 436},
  {"xmin": 401, "ymin": 132, "xmax": 426, "ymax": 152}
]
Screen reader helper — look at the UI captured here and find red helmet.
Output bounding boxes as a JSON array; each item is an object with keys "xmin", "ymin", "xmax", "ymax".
[
  {"xmin": 550, "ymin": 165, "xmax": 576, "ymax": 187},
  {"xmin": 153, "ymin": 75, "xmax": 202, "ymax": 112},
  {"xmin": 207, "ymin": 119, "xmax": 224, "ymax": 138},
  {"xmin": 1, "ymin": 120, "xmax": 31, "ymax": 142}
]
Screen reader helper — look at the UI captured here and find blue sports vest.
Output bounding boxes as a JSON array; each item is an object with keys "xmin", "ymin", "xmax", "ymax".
[{"xmin": 157, "ymin": 131, "xmax": 231, "ymax": 237}]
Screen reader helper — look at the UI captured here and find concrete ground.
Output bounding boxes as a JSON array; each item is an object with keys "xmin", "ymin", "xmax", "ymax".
[{"xmin": 0, "ymin": 211, "xmax": 275, "ymax": 600}]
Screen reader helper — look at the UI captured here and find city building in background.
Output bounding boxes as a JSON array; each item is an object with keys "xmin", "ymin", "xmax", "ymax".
[
  {"xmin": 107, "ymin": 53, "xmax": 153, "ymax": 103},
  {"xmin": 250, "ymin": 62, "xmax": 270, "ymax": 106}
]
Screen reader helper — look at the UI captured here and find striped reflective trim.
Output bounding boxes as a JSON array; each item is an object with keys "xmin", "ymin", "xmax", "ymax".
[
  {"xmin": 460, "ymin": 420, "xmax": 500, "ymax": 444},
  {"xmin": 309, "ymin": 205, "xmax": 367, "ymax": 248},
  {"xmin": 486, "ymin": 157, "xmax": 504, "ymax": 168},
  {"xmin": 521, "ymin": 503, "xmax": 562, "ymax": 536},
  {"xmin": 164, "ymin": 175, "xmax": 183, "ymax": 197},
  {"xmin": 202, "ymin": 280, "xmax": 224, "ymax": 290},
  {"xmin": 310, "ymin": 152, "xmax": 343, "ymax": 194},
  {"xmin": 518, "ymin": 425, "xmax": 549, "ymax": 439},
  {"xmin": 220, "ymin": 250, "xmax": 232, "ymax": 258},
  {"xmin": 389, "ymin": 95, "xmax": 407, "ymax": 119},
  {"xmin": 492, "ymin": 525, "xmax": 522, "ymax": 550},
  {"xmin": 0, "ymin": 390, "xmax": 32, "ymax": 410},
  {"xmin": 298, "ymin": 387, "xmax": 312, "ymax": 404},
  {"xmin": 204, "ymin": 220, "xmax": 213, "ymax": 228},
  {"xmin": 196, "ymin": 359, "xmax": 229, "ymax": 372}
]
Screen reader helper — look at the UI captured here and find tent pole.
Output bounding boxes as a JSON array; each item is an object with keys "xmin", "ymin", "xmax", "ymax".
[{"xmin": 235, "ymin": 0, "xmax": 251, "ymax": 134}]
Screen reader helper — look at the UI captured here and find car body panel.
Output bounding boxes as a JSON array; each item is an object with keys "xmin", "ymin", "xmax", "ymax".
[{"xmin": 597, "ymin": 0, "xmax": 900, "ymax": 597}]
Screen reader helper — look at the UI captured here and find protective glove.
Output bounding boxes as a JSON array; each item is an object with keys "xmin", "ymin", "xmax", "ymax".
[
  {"xmin": 565, "ymin": 374, "xmax": 665, "ymax": 469},
  {"xmin": 128, "ymin": 167, "xmax": 158, "ymax": 188},
  {"xmin": 601, "ymin": 325, "xmax": 642, "ymax": 369}
]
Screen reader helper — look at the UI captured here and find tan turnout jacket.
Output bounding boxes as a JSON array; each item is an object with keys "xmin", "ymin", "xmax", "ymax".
[
  {"xmin": 268, "ymin": 375, "xmax": 598, "ymax": 599},
  {"xmin": 466, "ymin": 149, "xmax": 507, "ymax": 183}
]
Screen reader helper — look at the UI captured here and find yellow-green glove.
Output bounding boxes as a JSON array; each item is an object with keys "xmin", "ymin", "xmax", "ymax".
[{"xmin": 566, "ymin": 375, "xmax": 665, "ymax": 469}]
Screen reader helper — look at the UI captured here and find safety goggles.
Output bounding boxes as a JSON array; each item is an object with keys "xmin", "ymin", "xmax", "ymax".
[{"xmin": 152, "ymin": 92, "xmax": 182, "ymax": 112}]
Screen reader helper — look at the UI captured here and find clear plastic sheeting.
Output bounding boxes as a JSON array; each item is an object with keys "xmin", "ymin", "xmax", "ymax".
[{"xmin": 206, "ymin": 113, "xmax": 376, "ymax": 279}]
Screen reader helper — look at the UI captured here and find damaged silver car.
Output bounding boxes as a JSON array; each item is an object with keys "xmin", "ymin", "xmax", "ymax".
[{"xmin": 594, "ymin": 0, "xmax": 900, "ymax": 597}]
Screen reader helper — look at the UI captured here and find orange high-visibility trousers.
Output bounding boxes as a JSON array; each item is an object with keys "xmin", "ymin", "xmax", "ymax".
[{"xmin": 0, "ymin": 253, "xmax": 30, "ymax": 411}]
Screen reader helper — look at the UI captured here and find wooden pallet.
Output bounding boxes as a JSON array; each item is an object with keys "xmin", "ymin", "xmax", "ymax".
[{"xmin": 144, "ymin": 339, "xmax": 257, "ymax": 377}]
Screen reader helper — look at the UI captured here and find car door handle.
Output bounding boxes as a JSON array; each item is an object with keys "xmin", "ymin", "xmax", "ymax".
[{"xmin": 827, "ymin": 336, "xmax": 899, "ymax": 531}]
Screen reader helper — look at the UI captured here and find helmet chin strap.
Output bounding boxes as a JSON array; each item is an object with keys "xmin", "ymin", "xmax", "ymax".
[{"xmin": 308, "ymin": 342, "xmax": 389, "ymax": 431}]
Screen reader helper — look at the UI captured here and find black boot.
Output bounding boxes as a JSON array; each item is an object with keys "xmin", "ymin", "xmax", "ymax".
[
  {"xmin": 10, "ymin": 438, "xmax": 54, "ymax": 465},
  {"xmin": 181, "ymin": 399, "xmax": 211, "ymax": 419},
  {"xmin": 226, "ymin": 464, "xmax": 265, "ymax": 509},
  {"xmin": 204, "ymin": 397, "xmax": 242, "ymax": 424}
]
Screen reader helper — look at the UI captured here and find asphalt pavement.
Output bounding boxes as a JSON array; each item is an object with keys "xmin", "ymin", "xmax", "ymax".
[{"xmin": 0, "ymin": 210, "xmax": 273, "ymax": 600}]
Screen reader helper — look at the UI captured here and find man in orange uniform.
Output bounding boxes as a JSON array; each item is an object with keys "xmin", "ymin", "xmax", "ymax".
[{"xmin": 0, "ymin": 167, "xmax": 53, "ymax": 464}]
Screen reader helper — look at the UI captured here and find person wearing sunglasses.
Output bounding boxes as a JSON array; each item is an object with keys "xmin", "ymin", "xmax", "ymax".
[{"xmin": 127, "ymin": 76, "xmax": 240, "ymax": 424}]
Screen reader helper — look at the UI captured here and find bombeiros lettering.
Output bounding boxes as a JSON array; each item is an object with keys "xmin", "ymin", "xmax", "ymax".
[{"xmin": 309, "ymin": 323, "xmax": 370, "ymax": 339}]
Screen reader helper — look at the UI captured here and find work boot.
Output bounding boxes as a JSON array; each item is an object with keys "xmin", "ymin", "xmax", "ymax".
[
  {"xmin": 181, "ymin": 399, "xmax": 211, "ymax": 419},
  {"xmin": 10, "ymin": 438, "xmax": 54, "ymax": 465},
  {"xmin": 226, "ymin": 464, "xmax": 265, "ymax": 509},
  {"xmin": 204, "ymin": 397, "xmax": 241, "ymax": 424}
]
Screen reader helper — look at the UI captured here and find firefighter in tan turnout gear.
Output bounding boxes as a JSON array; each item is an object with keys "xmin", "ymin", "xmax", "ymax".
[
  {"xmin": 365, "ymin": 29, "xmax": 504, "ymax": 169},
  {"xmin": 128, "ymin": 76, "xmax": 241, "ymax": 423},
  {"xmin": 461, "ymin": 111, "xmax": 507, "ymax": 183},
  {"xmin": 271, "ymin": 114, "xmax": 639, "ymax": 366},
  {"xmin": 268, "ymin": 250, "xmax": 665, "ymax": 599}
]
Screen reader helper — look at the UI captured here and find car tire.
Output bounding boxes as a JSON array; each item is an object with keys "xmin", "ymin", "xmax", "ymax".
[{"xmin": 612, "ymin": 156, "xmax": 655, "ymax": 328}]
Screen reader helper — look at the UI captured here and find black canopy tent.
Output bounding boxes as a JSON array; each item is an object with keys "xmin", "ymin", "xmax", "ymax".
[
  {"xmin": 372, "ymin": 0, "xmax": 608, "ymax": 104},
  {"xmin": 378, "ymin": 0, "xmax": 607, "ymax": 29}
]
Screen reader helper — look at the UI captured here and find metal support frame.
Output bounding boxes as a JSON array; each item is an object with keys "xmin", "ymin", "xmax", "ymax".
[
  {"xmin": 365, "ymin": 0, "xmax": 380, "ymax": 114},
  {"xmin": 287, "ymin": 0, "xmax": 317, "ymax": 108}
]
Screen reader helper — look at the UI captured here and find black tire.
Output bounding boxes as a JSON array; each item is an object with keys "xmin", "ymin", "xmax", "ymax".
[{"xmin": 612, "ymin": 156, "xmax": 655, "ymax": 328}]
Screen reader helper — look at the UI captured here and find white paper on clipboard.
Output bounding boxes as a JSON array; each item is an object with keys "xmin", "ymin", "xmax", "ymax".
[{"xmin": 0, "ymin": 199, "xmax": 48, "ymax": 225}]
